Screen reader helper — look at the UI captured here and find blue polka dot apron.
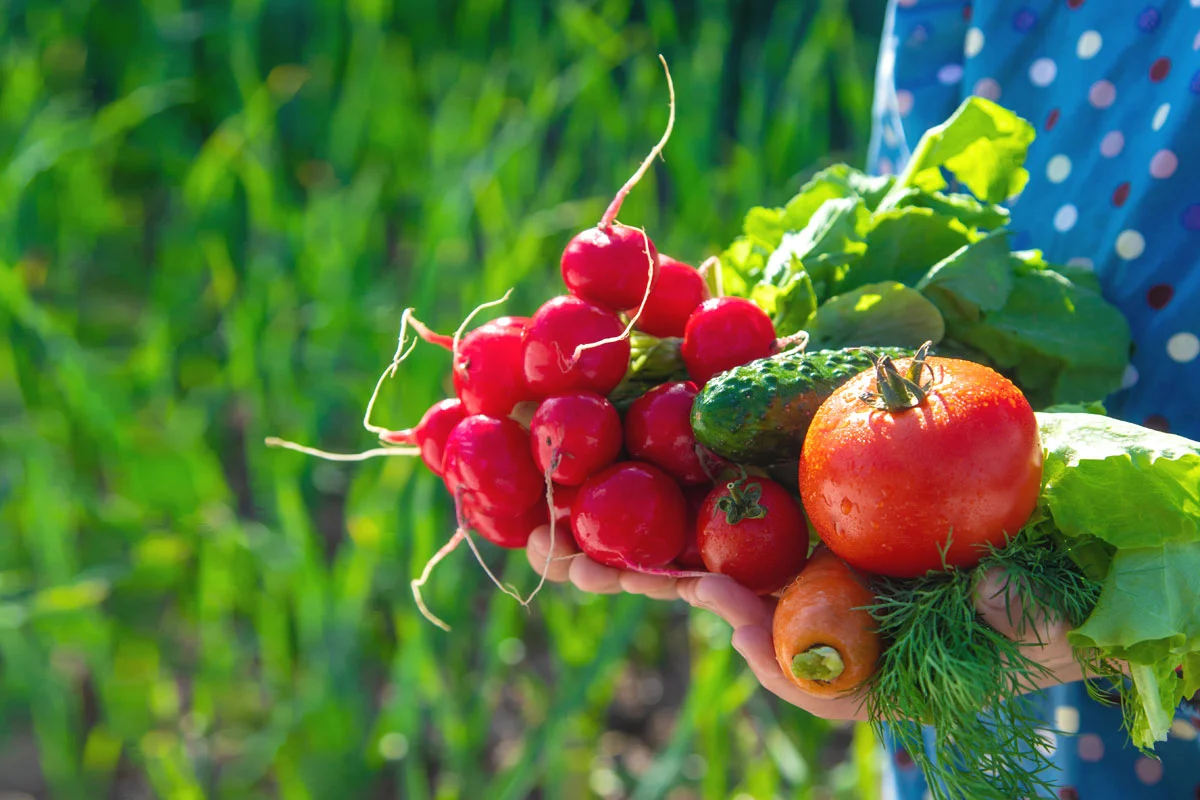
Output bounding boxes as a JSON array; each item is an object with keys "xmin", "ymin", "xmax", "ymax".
[{"xmin": 866, "ymin": 1, "xmax": 1200, "ymax": 797}]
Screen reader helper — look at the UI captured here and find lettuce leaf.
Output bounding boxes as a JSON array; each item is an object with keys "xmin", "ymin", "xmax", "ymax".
[
  {"xmin": 1036, "ymin": 412, "xmax": 1200, "ymax": 548},
  {"xmin": 883, "ymin": 96, "xmax": 1035, "ymax": 205},
  {"xmin": 1032, "ymin": 412, "xmax": 1200, "ymax": 747},
  {"xmin": 718, "ymin": 97, "xmax": 1130, "ymax": 410}
]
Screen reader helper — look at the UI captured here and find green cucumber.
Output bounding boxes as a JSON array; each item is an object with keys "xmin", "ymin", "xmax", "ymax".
[{"xmin": 691, "ymin": 346, "xmax": 912, "ymax": 465}]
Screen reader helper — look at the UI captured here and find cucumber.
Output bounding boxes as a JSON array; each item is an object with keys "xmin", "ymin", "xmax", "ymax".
[{"xmin": 691, "ymin": 346, "xmax": 912, "ymax": 465}]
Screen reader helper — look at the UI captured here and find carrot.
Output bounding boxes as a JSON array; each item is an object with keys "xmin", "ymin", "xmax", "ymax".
[{"xmin": 772, "ymin": 546, "xmax": 881, "ymax": 698}]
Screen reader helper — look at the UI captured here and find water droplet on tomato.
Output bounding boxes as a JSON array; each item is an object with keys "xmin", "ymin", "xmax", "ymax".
[{"xmin": 840, "ymin": 497, "xmax": 854, "ymax": 515}]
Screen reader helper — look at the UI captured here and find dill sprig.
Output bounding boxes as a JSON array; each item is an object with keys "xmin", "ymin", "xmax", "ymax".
[{"xmin": 865, "ymin": 533, "xmax": 1105, "ymax": 800}]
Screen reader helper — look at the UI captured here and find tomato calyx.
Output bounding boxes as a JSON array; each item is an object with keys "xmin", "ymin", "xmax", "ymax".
[
  {"xmin": 715, "ymin": 475, "xmax": 768, "ymax": 525},
  {"xmin": 859, "ymin": 341, "xmax": 935, "ymax": 412}
]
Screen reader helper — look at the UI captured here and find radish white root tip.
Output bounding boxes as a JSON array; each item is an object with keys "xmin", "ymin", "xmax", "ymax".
[
  {"xmin": 522, "ymin": 451, "xmax": 560, "ymax": 608},
  {"xmin": 411, "ymin": 529, "xmax": 467, "ymax": 631},
  {"xmin": 454, "ymin": 488, "xmax": 526, "ymax": 603},
  {"xmin": 363, "ymin": 308, "xmax": 422, "ymax": 437},
  {"xmin": 453, "ymin": 288, "xmax": 515, "ymax": 357},
  {"xmin": 264, "ymin": 438, "xmax": 420, "ymax": 462},
  {"xmin": 599, "ymin": 55, "xmax": 676, "ymax": 229}
]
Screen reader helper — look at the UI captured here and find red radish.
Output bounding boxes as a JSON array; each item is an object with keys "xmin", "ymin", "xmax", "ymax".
[
  {"xmin": 682, "ymin": 297, "xmax": 776, "ymax": 385},
  {"xmin": 624, "ymin": 381, "xmax": 716, "ymax": 485},
  {"xmin": 550, "ymin": 483, "xmax": 579, "ymax": 528},
  {"xmin": 463, "ymin": 497, "xmax": 548, "ymax": 549},
  {"xmin": 522, "ymin": 296, "xmax": 631, "ymax": 397},
  {"xmin": 410, "ymin": 316, "xmax": 534, "ymax": 418},
  {"xmin": 442, "ymin": 415, "xmax": 544, "ymax": 515},
  {"xmin": 562, "ymin": 225, "xmax": 659, "ymax": 310},
  {"xmin": 557, "ymin": 55, "xmax": 676, "ymax": 352},
  {"xmin": 571, "ymin": 461, "xmax": 687, "ymax": 569},
  {"xmin": 675, "ymin": 485, "xmax": 711, "ymax": 570},
  {"xmin": 628, "ymin": 255, "xmax": 710, "ymax": 339},
  {"xmin": 530, "ymin": 392, "xmax": 623, "ymax": 486},
  {"xmin": 698, "ymin": 476, "xmax": 809, "ymax": 595},
  {"xmin": 382, "ymin": 398, "xmax": 466, "ymax": 475}
]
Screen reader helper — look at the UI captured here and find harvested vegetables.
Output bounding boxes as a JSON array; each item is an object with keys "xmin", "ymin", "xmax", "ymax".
[{"xmin": 265, "ymin": 60, "xmax": 1198, "ymax": 800}]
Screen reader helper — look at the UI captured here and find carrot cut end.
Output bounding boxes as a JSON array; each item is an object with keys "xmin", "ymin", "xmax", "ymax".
[{"xmin": 791, "ymin": 645, "xmax": 845, "ymax": 683}]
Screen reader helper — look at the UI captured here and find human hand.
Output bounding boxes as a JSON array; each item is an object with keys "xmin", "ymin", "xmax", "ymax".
[
  {"xmin": 524, "ymin": 524, "xmax": 687, "ymax": 601},
  {"xmin": 674, "ymin": 565, "xmax": 1088, "ymax": 722}
]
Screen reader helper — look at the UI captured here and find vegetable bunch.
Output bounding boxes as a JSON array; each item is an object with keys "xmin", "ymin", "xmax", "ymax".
[{"xmin": 267, "ymin": 63, "xmax": 1199, "ymax": 800}]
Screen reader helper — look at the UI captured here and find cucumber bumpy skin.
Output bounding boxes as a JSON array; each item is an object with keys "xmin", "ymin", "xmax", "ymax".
[{"xmin": 690, "ymin": 346, "xmax": 912, "ymax": 465}]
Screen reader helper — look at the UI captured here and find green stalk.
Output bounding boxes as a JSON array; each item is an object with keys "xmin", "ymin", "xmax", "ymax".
[{"xmin": 1129, "ymin": 664, "xmax": 1173, "ymax": 744}]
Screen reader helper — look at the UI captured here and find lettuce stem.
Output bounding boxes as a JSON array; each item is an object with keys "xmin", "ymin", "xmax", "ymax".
[{"xmin": 1129, "ymin": 663, "xmax": 1172, "ymax": 744}]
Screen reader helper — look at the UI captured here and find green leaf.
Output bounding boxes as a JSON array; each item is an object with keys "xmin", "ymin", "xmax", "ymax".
[
  {"xmin": 763, "ymin": 197, "xmax": 869, "ymax": 297},
  {"xmin": 895, "ymin": 189, "xmax": 1010, "ymax": 231},
  {"xmin": 1035, "ymin": 412, "xmax": 1200, "ymax": 549},
  {"xmin": 1067, "ymin": 542, "xmax": 1200, "ymax": 745},
  {"xmin": 950, "ymin": 269, "xmax": 1131, "ymax": 406},
  {"xmin": 804, "ymin": 281, "xmax": 945, "ymax": 350},
  {"xmin": 888, "ymin": 97, "xmax": 1035, "ymax": 205},
  {"xmin": 1070, "ymin": 544, "xmax": 1200, "ymax": 662},
  {"xmin": 752, "ymin": 270, "xmax": 818, "ymax": 337},
  {"xmin": 917, "ymin": 231, "xmax": 1014, "ymax": 324},
  {"xmin": 743, "ymin": 207, "xmax": 788, "ymax": 250},
  {"xmin": 831, "ymin": 207, "xmax": 973, "ymax": 296}
]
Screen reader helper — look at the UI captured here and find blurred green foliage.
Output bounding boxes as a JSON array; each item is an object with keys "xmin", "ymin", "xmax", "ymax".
[{"xmin": 0, "ymin": 0, "xmax": 887, "ymax": 797}]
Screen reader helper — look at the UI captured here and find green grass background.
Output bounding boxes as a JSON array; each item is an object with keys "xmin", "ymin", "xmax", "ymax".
[{"xmin": 0, "ymin": 1, "xmax": 889, "ymax": 797}]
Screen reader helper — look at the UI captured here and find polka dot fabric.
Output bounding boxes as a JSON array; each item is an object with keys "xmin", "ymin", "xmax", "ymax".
[
  {"xmin": 867, "ymin": 2, "xmax": 1200, "ymax": 798},
  {"xmin": 869, "ymin": 0, "xmax": 1200, "ymax": 441}
]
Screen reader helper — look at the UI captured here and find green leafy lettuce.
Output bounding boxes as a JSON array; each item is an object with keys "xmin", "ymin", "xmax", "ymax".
[
  {"xmin": 718, "ymin": 97, "xmax": 1131, "ymax": 408},
  {"xmin": 1033, "ymin": 412, "xmax": 1200, "ymax": 748}
]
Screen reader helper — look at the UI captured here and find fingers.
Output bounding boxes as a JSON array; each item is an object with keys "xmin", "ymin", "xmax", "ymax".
[
  {"xmin": 525, "ymin": 524, "xmax": 578, "ymax": 583},
  {"xmin": 567, "ymin": 553, "xmax": 624, "ymax": 594},
  {"xmin": 677, "ymin": 575, "xmax": 774, "ymax": 629},
  {"xmin": 973, "ymin": 567, "xmax": 1080, "ymax": 682},
  {"xmin": 618, "ymin": 570, "xmax": 681, "ymax": 601},
  {"xmin": 730, "ymin": 625, "xmax": 870, "ymax": 722}
]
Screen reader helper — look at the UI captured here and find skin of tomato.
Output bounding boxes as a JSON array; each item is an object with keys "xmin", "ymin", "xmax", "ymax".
[
  {"xmin": 798, "ymin": 357, "xmax": 1043, "ymax": 579},
  {"xmin": 571, "ymin": 462, "xmax": 687, "ymax": 569},
  {"xmin": 697, "ymin": 478, "xmax": 810, "ymax": 595}
]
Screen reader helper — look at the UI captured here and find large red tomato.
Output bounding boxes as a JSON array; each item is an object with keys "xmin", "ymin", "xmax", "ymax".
[{"xmin": 798, "ymin": 353, "xmax": 1043, "ymax": 578}]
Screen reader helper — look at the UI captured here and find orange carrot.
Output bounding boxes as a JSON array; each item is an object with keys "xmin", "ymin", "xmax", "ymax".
[{"xmin": 772, "ymin": 546, "xmax": 882, "ymax": 698}]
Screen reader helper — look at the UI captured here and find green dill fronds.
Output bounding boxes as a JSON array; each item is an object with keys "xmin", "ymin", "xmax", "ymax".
[{"xmin": 864, "ymin": 533, "xmax": 1105, "ymax": 800}]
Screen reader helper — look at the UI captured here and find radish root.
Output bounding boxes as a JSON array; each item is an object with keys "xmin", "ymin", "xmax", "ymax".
[
  {"xmin": 522, "ymin": 451, "xmax": 561, "ymax": 608},
  {"xmin": 266, "ymin": 309, "xmax": 424, "ymax": 460},
  {"xmin": 570, "ymin": 54, "xmax": 676, "ymax": 365},
  {"xmin": 362, "ymin": 308, "xmax": 422, "ymax": 438},
  {"xmin": 598, "ymin": 54, "xmax": 676, "ymax": 229},
  {"xmin": 411, "ymin": 529, "xmax": 467, "ymax": 631},
  {"xmin": 264, "ymin": 439, "xmax": 420, "ymax": 461}
]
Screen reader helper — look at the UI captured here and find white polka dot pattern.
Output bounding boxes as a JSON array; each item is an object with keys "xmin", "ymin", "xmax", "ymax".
[
  {"xmin": 1115, "ymin": 230, "xmax": 1145, "ymax": 260},
  {"xmin": 1166, "ymin": 333, "xmax": 1200, "ymax": 363}
]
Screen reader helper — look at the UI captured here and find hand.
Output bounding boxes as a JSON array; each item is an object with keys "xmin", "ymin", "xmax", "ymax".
[
  {"xmin": 524, "ymin": 524, "xmax": 685, "ymax": 601},
  {"xmin": 675, "ymin": 565, "xmax": 1087, "ymax": 722}
]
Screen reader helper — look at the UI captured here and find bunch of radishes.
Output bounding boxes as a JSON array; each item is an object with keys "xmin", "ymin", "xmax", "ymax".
[{"xmin": 267, "ymin": 58, "xmax": 811, "ymax": 627}]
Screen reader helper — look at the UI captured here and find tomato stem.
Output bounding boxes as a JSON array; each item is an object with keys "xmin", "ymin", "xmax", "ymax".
[
  {"xmin": 716, "ymin": 477, "xmax": 767, "ymax": 525},
  {"xmin": 791, "ymin": 645, "xmax": 845, "ymax": 683},
  {"xmin": 861, "ymin": 341, "xmax": 934, "ymax": 412}
]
